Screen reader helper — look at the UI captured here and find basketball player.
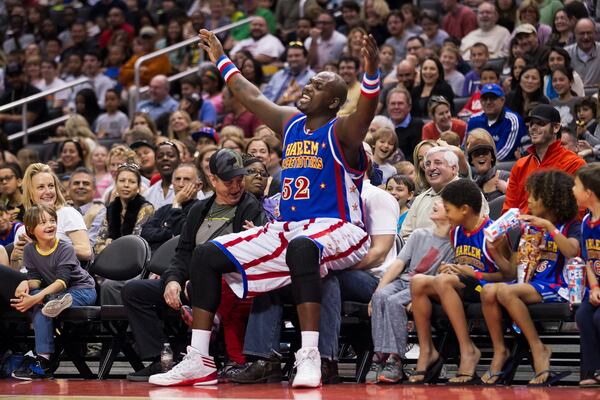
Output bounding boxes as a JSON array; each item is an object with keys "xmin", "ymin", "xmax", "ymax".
[{"xmin": 148, "ymin": 29, "xmax": 381, "ymax": 388}]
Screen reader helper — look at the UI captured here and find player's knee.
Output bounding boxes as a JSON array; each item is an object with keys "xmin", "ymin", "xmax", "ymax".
[
  {"xmin": 191, "ymin": 243, "xmax": 225, "ymax": 279},
  {"xmin": 286, "ymin": 237, "xmax": 319, "ymax": 274}
]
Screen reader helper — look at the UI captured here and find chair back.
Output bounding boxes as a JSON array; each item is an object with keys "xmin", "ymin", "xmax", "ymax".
[
  {"xmin": 147, "ymin": 236, "xmax": 179, "ymax": 276},
  {"xmin": 488, "ymin": 195, "xmax": 506, "ymax": 221},
  {"xmin": 90, "ymin": 235, "xmax": 151, "ymax": 281}
]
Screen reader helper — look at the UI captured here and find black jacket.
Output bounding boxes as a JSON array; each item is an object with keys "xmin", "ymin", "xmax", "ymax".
[
  {"xmin": 395, "ymin": 117, "xmax": 425, "ymax": 164},
  {"xmin": 161, "ymin": 192, "xmax": 266, "ymax": 287},
  {"xmin": 141, "ymin": 199, "xmax": 200, "ymax": 252}
]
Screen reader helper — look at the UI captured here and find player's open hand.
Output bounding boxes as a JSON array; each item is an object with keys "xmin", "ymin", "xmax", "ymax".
[
  {"xmin": 361, "ymin": 34, "xmax": 379, "ymax": 76},
  {"xmin": 198, "ymin": 29, "xmax": 225, "ymax": 63}
]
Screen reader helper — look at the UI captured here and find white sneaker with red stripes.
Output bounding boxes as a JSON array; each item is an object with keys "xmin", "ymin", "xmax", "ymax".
[
  {"xmin": 291, "ymin": 347, "xmax": 321, "ymax": 388},
  {"xmin": 148, "ymin": 346, "xmax": 217, "ymax": 386}
]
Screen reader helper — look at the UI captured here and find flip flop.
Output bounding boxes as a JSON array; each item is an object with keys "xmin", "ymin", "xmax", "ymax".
[
  {"xmin": 527, "ymin": 370, "xmax": 571, "ymax": 387},
  {"xmin": 447, "ymin": 372, "xmax": 481, "ymax": 386},
  {"xmin": 407, "ymin": 357, "xmax": 444, "ymax": 385},
  {"xmin": 481, "ymin": 357, "xmax": 514, "ymax": 386},
  {"xmin": 579, "ymin": 370, "xmax": 600, "ymax": 388}
]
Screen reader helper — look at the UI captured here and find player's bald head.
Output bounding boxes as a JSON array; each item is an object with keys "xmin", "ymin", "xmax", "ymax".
[{"xmin": 317, "ymin": 71, "xmax": 348, "ymax": 111}]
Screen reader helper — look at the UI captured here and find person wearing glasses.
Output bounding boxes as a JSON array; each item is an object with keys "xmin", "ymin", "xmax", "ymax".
[
  {"xmin": 502, "ymin": 104, "xmax": 586, "ymax": 214},
  {"xmin": 305, "ymin": 12, "xmax": 347, "ymax": 71},
  {"xmin": 565, "ymin": 19, "xmax": 600, "ymax": 86},
  {"xmin": 467, "ymin": 83, "xmax": 527, "ymax": 161},
  {"xmin": 262, "ymin": 42, "xmax": 315, "ymax": 107},
  {"xmin": 242, "ymin": 155, "xmax": 277, "ymax": 221},
  {"xmin": 0, "ymin": 162, "xmax": 24, "ymax": 222}
]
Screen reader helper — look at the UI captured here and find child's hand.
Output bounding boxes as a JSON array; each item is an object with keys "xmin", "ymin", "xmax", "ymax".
[
  {"xmin": 14, "ymin": 281, "xmax": 29, "ymax": 298},
  {"xmin": 590, "ymin": 288, "xmax": 600, "ymax": 306},
  {"xmin": 450, "ymin": 264, "xmax": 475, "ymax": 278},
  {"xmin": 438, "ymin": 262, "xmax": 456, "ymax": 274},
  {"xmin": 10, "ymin": 293, "xmax": 41, "ymax": 312},
  {"xmin": 519, "ymin": 214, "xmax": 552, "ymax": 231},
  {"xmin": 405, "ymin": 302, "xmax": 412, "ymax": 313},
  {"xmin": 367, "ymin": 300, "xmax": 372, "ymax": 317},
  {"xmin": 243, "ymin": 220, "xmax": 256, "ymax": 230}
]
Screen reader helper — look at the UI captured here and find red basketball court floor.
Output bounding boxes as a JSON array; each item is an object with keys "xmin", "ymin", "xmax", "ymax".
[{"xmin": 0, "ymin": 380, "xmax": 598, "ymax": 400}]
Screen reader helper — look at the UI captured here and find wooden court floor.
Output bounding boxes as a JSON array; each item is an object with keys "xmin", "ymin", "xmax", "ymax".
[{"xmin": 0, "ymin": 380, "xmax": 599, "ymax": 400}]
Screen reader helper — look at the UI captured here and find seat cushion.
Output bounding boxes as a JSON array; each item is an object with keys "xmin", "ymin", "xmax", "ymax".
[
  {"xmin": 147, "ymin": 236, "xmax": 179, "ymax": 276},
  {"xmin": 60, "ymin": 306, "xmax": 101, "ymax": 321},
  {"xmin": 100, "ymin": 305, "xmax": 129, "ymax": 321}
]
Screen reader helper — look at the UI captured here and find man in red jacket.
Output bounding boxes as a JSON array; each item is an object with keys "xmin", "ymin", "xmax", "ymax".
[{"xmin": 502, "ymin": 104, "xmax": 586, "ymax": 214}]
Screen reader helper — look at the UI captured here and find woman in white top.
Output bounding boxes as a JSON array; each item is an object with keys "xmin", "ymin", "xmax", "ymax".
[{"xmin": 11, "ymin": 163, "xmax": 92, "ymax": 268}]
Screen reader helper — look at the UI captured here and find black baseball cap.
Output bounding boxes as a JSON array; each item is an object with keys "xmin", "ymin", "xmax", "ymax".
[
  {"xmin": 525, "ymin": 104, "xmax": 561, "ymax": 124},
  {"xmin": 5, "ymin": 63, "xmax": 23, "ymax": 76},
  {"xmin": 130, "ymin": 140, "xmax": 156, "ymax": 151},
  {"xmin": 209, "ymin": 149, "xmax": 247, "ymax": 181}
]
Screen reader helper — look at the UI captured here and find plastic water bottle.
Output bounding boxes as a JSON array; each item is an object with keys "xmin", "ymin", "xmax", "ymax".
[{"xmin": 160, "ymin": 343, "xmax": 174, "ymax": 372}]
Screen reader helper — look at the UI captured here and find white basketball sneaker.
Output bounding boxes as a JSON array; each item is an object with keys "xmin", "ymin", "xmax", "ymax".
[
  {"xmin": 291, "ymin": 347, "xmax": 321, "ymax": 388},
  {"xmin": 148, "ymin": 346, "xmax": 217, "ymax": 386}
]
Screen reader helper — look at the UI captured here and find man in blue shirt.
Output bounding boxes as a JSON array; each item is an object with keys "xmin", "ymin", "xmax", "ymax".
[
  {"xmin": 262, "ymin": 42, "xmax": 315, "ymax": 106},
  {"xmin": 136, "ymin": 75, "xmax": 179, "ymax": 122},
  {"xmin": 466, "ymin": 83, "xmax": 527, "ymax": 161}
]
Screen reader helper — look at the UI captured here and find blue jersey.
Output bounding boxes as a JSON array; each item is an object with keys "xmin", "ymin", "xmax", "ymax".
[
  {"xmin": 279, "ymin": 114, "xmax": 366, "ymax": 225},
  {"xmin": 451, "ymin": 218, "xmax": 498, "ymax": 280},
  {"xmin": 581, "ymin": 213, "xmax": 600, "ymax": 279},
  {"xmin": 530, "ymin": 220, "xmax": 581, "ymax": 286},
  {"xmin": 466, "ymin": 107, "xmax": 527, "ymax": 161}
]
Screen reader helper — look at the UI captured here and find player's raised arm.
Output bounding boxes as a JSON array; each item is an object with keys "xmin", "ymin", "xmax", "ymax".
[
  {"xmin": 198, "ymin": 29, "xmax": 296, "ymax": 140},
  {"xmin": 336, "ymin": 34, "xmax": 380, "ymax": 148}
]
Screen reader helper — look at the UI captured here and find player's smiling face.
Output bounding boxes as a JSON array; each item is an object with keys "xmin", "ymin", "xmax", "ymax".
[{"xmin": 297, "ymin": 72, "xmax": 338, "ymax": 113}]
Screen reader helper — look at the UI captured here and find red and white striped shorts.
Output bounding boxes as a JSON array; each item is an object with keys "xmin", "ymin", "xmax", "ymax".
[{"xmin": 210, "ymin": 218, "xmax": 370, "ymax": 299}]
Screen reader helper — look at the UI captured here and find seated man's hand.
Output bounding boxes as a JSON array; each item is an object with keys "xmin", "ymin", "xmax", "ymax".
[{"xmin": 164, "ymin": 281, "xmax": 182, "ymax": 310}]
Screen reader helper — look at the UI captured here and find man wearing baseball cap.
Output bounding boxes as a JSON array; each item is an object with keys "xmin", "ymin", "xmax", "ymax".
[
  {"xmin": 467, "ymin": 83, "xmax": 527, "ymax": 161},
  {"xmin": 123, "ymin": 149, "xmax": 266, "ymax": 382},
  {"xmin": 502, "ymin": 104, "xmax": 586, "ymax": 214}
]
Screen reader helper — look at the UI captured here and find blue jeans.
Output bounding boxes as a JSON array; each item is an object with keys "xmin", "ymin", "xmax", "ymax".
[
  {"xmin": 243, "ymin": 275, "xmax": 341, "ymax": 360},
  {"xmin": 335, "ymin": 269, "xmax": 379, "ymax": 303},
  {"xmin": 32, "ymin": 287, "xmax": 97, "ymax": 354}
]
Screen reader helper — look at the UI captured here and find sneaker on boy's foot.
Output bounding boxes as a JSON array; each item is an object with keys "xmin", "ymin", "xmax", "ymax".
[
  {"xmin": 291, "ymin": 347, "xmax": 321, "ymax": 388},
  {"xmin": 42, "ymin": 293, "xmax": 73, "ymax": 318},
  {"xmin": 10, "ymin": 353, "xmax": 37, "ymax": 380},
  {"xmin": 378, "ymin": 358, "xmax": 404, "ymax": 383},
  {"xmin": 12, "ymin": 356, "xmax": 53, "ymax": 380},
  {"xmin": 365, "ymin": 360, "xmax": 383, "ymax": 384},
  {"xmin": 148, "ymin": 346, "xmax": 217, "ymax": 386},
  {"xmin": 127, "ymin": 361, "xmax": 163, "ymax": 382}
]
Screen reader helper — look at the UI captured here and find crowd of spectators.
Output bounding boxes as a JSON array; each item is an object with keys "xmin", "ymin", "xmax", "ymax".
[{"xmin": 1, "ymin": 0, "xmax": 600, "ymax": 388}]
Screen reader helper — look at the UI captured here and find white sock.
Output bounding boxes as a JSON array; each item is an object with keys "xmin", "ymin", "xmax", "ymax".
[
  {"xmin": 38, "ymin": 353, "xmax": 51, "ymax": 360},
  {"xmin": 191, "ymin": 329, "xmax": 211, "ymax": 355},
  {"xmin": 301, "ymin": 331, "xmax": 319, "ymax": 349}
]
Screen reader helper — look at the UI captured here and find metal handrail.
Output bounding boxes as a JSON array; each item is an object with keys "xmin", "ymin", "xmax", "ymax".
[
  {"xmin": 0, "ymin": 76, "xmax": 90, "ymax": 145},
  {"xmin": 8, "ymin": 115, "xmax": 71, "ymax": 142},
  {"xmin": 132, "ymin": 17, "xmax": 256, "ymax": 112}
]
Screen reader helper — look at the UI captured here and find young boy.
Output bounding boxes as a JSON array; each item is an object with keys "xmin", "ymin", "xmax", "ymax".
[
  {"xmin": 459, "ymin": 66, "xmax": 500, "ymax": 118},
  {"xmin": 10, "ymin": 205, "xmax": 96, "ymax": 380},
  {"xmin": 462, "ymin": 43, "xmax": 490, "ymax": 97},
  {"xmin": 409, "ymin": 179, "xmax": 513, "ymax": 384},
  {"xmin": 367, "ymin": 199, "xmax": 454, "ymax": 384}
]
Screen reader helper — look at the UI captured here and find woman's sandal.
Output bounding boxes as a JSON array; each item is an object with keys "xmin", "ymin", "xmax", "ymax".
[
  {"xmin": 579, "ymin": 370, "xmax": 600, "ymax": 388},
  {"xmin": 407, "ymin": 357, "xmax": 444, "ymax": 385},
  {"xmin": 447, "ymin": 372, "xmax": 481, "ymax": 386},
  {"xmin": 527, "ymin": 369, "xmax": 571, "ymax": 387},
  {"xmin": 481, "ymin": 357, "xmax": 513, "ymax": 386}
]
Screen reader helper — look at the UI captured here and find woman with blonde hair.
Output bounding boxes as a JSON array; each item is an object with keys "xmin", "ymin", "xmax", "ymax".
[
  {"xmin": 195, "ymin": 145, "xmax": 219, "ymax": 197},
  {"xmin": 412, "ymin": 140, "xmax": 438, "ymax": 191},
  {"xmin": 11, "ymin": 163, "xmax": 92, "ymax": 268},
  {"xmin": 345, "ymin": 27, "xmax": 369, "ymax": 68},
  {"xmin": 465, "ymin": 128, "xmax": 509, "ymax": 201},
  {"xmin": 220, "ymin": 125, "xmax": 245, "ymax": 142},
  {"xmin": 361, "ymin": 0, "xmax": 391, "ymax": 44},
  {"xmin": 221, "ymin": 135, "xmax": 246, "ymax": 155},
  {"xmin": 168, "ymin": 110, "xmax": 193, "ymax": 141}
]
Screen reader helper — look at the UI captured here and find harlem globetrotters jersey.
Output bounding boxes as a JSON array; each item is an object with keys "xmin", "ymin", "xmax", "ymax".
[
  {"xmin": 582, "ymin": 213, "xmax": 600, "ymax": 279},
  {"xmin": 451, "ymin": 218, "xmax": 498, "ymax": 280},
  {"xmin": 530, "ymin": 220, "xmax": 580, "ymax": 285},
  {"xmin": 279, "ymin": 114, "xmax": 366, "ymax": 226}
]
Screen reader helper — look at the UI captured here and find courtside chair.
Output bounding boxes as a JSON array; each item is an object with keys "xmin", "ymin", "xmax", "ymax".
[{"xmin": 90, "ymin": 235, "xmax": 151, "ymax": 379}]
